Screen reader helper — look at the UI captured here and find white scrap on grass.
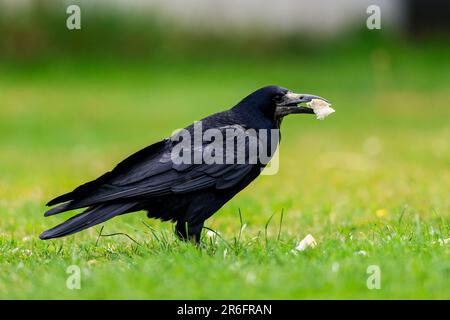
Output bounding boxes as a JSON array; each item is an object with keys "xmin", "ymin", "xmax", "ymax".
[
  {"xmin": 207, "ymin": 230, "xmax": 221, "ymax": 244},
  {"xmin": 245, "ymin": 272, "xmax": 257, "ymax": 284},
  {"xmin": 354, "ymin": 250, "xmax": 367, "ymax": 256},
  {"xmin": 331, "ymin": 262, "xmax": 340, "ymax": 273},
  {"xmin": 206, "ymin": 230, "xmax": 217, "ymax": 239},
  {"xmin": 295, "ymin": 234, "xmax": 317, "ymax": 251},
  {"xmin": 306, "ymin": 98, "xmax": 335, "ymax": 120},
  {"xmin": 433, "ymin": 238, "xmax": 450, "ymax": 245}
]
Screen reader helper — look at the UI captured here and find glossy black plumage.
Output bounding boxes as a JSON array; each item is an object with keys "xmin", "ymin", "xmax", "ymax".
[{"xmin": 40, "ymin": 86, "xmax": 293, "ymax": 241}]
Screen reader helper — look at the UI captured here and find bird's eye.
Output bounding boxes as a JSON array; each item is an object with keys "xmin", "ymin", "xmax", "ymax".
[{"xmin": 273, "ymin": 94, "xmax": 284, "ymax": 102}]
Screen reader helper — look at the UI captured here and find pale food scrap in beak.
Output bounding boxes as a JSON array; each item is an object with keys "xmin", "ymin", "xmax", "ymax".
[{"xmin": 306, "ymin": 99, "xmax": 335, "ymax": 120}]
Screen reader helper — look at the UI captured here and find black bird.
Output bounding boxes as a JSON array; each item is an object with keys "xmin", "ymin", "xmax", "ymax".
[{"xmin": 40, "ymin": 86, "xmax": 329, "ymax": 242}]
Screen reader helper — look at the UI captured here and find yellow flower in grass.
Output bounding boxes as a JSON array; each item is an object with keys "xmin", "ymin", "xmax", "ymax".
[{"xmin": 376, "ymin": 209, "xmax": 388, "ymax": 218}]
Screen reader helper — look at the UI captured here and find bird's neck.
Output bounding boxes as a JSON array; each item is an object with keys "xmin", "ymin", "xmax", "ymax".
[{"xmin": 231, "ymin": 105, "xmax": 278, "ymax": 130}]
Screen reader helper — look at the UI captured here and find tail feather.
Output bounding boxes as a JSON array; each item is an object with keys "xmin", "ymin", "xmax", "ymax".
[
  {"xmin": 46, "ymin": 193, "xmax": 73, "ymax": 207},
  {"xmin": 44, "ymin": 202, "xmax": 73, "ymax": 216},
  {"xmin": 44, "ymin": 199, "xmax": 94, "ymax": 217},
  {"xmin": 46, "ymin": 172, "xmax": 112, "ymax": 207},
  {"xmin": 40, "ymin": 202, "xmax": 136, "ymax": 240}
]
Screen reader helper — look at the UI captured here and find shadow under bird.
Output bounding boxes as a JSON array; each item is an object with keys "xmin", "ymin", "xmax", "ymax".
[{"xmin": 40, "ymin": 86, "xmax": 331, "ymax": 242}]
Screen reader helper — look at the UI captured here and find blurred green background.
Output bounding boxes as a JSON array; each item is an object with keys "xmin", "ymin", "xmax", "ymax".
[{"xmin": 0, "ymin": 0, "xmax": 449, "ymax": 299}]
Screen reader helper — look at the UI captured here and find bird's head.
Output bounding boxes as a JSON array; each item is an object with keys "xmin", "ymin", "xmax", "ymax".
[{"xmin": 237, "ymin": 85, "xmax": 331, "ymax": 121}]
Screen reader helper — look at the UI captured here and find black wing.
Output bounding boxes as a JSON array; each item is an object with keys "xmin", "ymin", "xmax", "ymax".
[{"xmin": 45, "ymin": 125, "xmax": 263, "ymax": 216}]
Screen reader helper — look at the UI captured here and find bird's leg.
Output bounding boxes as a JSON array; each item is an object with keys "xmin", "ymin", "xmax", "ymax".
[
  {"xmin": 175, "ymin": 220, "xmax": 189, "ymax": 241},
  {"xmin": 175, "ymin": 220, "xmax": 204, "ymax": 244},
  {"xmin": 189, "ymin": 224, "xmax": 203, "ymax": 244}
]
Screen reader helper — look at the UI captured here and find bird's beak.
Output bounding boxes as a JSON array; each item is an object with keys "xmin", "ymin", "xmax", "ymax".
[{"xmin": 275, "ymin": 92, "xmax": 330, "ymax": 118}]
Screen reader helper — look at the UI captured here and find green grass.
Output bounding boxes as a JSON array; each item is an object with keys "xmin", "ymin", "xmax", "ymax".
[{"xmin": 0, "ymin": 43, "xmax": 449, "ymax": 299}]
